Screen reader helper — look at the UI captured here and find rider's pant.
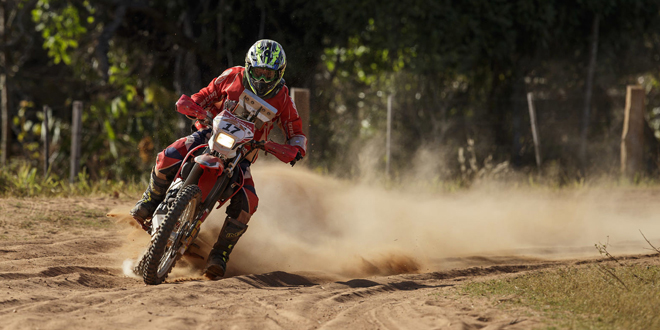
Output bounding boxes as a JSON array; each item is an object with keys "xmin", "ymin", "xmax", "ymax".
[
  {"xmin": 154, "ymin": 128, "xmax": 259, "ymax": 221},
  {"xmin": 155, "ymin": 128, "xmax": 212, "ymax": 181}
]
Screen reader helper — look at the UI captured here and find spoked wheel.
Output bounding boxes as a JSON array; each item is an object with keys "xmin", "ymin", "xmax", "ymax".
[{"xmin": 143, "ymin": 185, "xmax": 202, "ymax": 285}]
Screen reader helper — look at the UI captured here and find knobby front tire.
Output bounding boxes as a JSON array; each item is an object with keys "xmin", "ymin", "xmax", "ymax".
[{"xmin": 142, "ymin": 185, "xmax": 202, "ymax": 285}]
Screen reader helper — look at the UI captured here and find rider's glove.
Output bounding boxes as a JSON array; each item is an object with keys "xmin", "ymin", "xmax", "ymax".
[{"xmin": 289, "ymin": 149, "xmax": 303, "ymax": 166}]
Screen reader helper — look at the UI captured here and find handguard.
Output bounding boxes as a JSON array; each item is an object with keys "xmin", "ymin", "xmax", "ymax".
[
  {"xmin": 263, "ymin": 141, "xmax": 303, "ymax": 165},
  {"xmin": 176, "ymin": 95, "xmax": 206, "ymax": 119}
]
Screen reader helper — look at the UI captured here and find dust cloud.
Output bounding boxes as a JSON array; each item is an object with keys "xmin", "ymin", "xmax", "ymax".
[{"xmin": 111, "ymin": 163, "xmax": 660, "ymax": 280}]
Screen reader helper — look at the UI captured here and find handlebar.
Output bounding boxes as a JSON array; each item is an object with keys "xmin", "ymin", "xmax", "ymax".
[{"xmin": 177, "ymin": 94, "xmax": 303, "ymax": 166}]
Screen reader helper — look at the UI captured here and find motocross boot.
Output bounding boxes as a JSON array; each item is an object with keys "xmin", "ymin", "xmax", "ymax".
[
  {"xmin": 130, "ymin": 170, "xmax": 170, "ymax": 231},
  {"xmin": 204, "ymin": 216, "xmax": 248, "ymax": 280}
]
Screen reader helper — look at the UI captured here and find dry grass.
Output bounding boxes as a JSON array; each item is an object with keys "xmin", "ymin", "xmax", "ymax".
[
  {"xmin": 0, "ymin": 199, "xmax": 117, "ymax": 240},
  {"xmin": 0, "ymin": 162, "xmax": 143, "ymax": 197},
  {"xmin": 463, "ymin": 257, "xmax": 660, "ymax": 329}
]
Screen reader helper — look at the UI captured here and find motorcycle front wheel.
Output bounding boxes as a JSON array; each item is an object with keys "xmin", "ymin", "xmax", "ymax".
[{"xmin": 142, "ymin": 184, "xmax": 202, "ymax": 285}]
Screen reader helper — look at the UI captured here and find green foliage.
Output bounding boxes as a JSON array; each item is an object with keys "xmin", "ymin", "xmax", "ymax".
[
  {"xmin": 0, "ymin": 161, "xmax": 142, "ymax": 197},
  {"xmin": 31, "ymin": 0, "xmax": 92, "ymax": 65},
  {"xmin": 10, "ymin": 0, "xmax": 660, "ymax": 183}
]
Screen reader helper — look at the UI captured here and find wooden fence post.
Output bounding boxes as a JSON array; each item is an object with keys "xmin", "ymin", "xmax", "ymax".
[
  {"xmin": 527, "ymin": 92, "xmax": 542, "ymax": 169},
  {"xmin": 42, "ymin": 105, "xmax": 50, "ymax": 177},
  {"xmin": 621, "ymin": 86, "xmax": 645, "ymax": 178},
  {"xmin": 579, "ymin": 14, "xmax": 600, "ymax": 169},
  {"xmin": 386, "ymin": 94, "xmax": 393, "ymax": 180},
  {"xmin": 290, "ymin": 88, "xmax": 310, "ymax": 152},
  {"xmin": 0, "ymin": 0, "xmax": 8, "ymax": 167},
  {"xmin": 0, "ymin": 73, "xmax": 7, "ymax": 167},
  {"xmin": 70, "ymin": 101, "xmax": 82, "ymax": 183}
]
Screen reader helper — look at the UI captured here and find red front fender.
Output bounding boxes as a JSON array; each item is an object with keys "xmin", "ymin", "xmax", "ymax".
[{"xmin": 194, "ymin": 154, "xmax": 225, "ymax": 202}]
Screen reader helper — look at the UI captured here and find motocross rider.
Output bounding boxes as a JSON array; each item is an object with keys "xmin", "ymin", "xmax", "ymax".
[{"xmin": 130, "ymin": 39, "xmax": 307, "ymax": 279}]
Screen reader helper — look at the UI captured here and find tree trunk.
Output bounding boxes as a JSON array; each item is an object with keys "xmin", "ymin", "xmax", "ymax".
[
  {"xmin": 487, "ymin": 60, "xmax": 523, "ymax": 166},
  {"xmin": 216, "ymin": 0, "xmax": 224, "ymax": 62},
  {"xmin": 487, "ymin": 66, "xmax": 511, "ymax": 155},
  {"xmin": 95, "ymin": 4, "xmax": 127, "ymax": 82},
  {"xmin": 0, "ymin": 0, "xmax": 9, "ymax": 166},
  {"xmin": 579, "ymin": 14, "xmax": 600, "ymax": 171},
  {"xmin": 173, "ymin": 6, "xmax": 203, "ymax": 137},
  {"xmin": 511, "ymin": 66, "xmax": 527, "ymax": 167},
  {"xmin": 258, "ymin": 4, "xmax": 266, "ymax": 40}
]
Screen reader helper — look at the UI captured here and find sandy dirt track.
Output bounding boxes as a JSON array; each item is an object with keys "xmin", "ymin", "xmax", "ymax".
[
  {"xmin": 2, "ymin": 167, "xmax": 660, "ymax": 329},
  {"xmin": 0, "ymin": 199, "xmax": 544, "ymax": 330}
]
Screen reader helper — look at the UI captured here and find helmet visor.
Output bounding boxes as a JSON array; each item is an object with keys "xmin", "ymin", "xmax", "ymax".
[{"xmin": 249, "ymin": 67, "xmax": 277, "ymax": 83}]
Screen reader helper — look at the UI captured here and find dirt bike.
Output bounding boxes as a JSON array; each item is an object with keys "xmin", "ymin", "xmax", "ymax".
[{"xmin": 134, "ymin": 89, "xmax": 302, "ymax": 285}]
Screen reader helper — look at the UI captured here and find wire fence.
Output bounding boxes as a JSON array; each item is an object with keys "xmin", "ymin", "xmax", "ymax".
[{"xmin": 2, "ymin": 86, "xmax": 655, "ymax": 182}]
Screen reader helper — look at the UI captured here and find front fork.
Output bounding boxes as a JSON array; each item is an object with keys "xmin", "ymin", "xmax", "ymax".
[
  {"xmin": 150, "ymin": 179, "xmax": 184, "ymax": 236},
  {"xmin": 150, "ymin": 152, "xmax": 243, "ymax": 254},
  {"xmin": 177, "ymin": 154, "xmax": 243, "ymax": 255},
  {"xmin": 201, "ymin": 153, "xmax": 242, "ymax": 210}
]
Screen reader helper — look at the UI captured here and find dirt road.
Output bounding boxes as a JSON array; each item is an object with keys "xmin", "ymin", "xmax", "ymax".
[
  {"xmin": 2, "ymin": 167, "xmax": 660, "ymax": 329},
  {"xmin": 0, "ymin": 198, "xmax": 544, "ymax": 330}
]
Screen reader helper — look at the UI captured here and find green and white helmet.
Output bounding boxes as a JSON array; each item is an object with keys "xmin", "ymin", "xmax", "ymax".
[{"xmin": 244, "ymin": 39, "xmax": 287, "ymax": 98}]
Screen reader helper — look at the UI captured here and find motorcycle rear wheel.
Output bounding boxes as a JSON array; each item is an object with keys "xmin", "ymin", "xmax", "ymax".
[{"xmin": 142, "ymin": 185, "xmax": 202, "ymax": 285}]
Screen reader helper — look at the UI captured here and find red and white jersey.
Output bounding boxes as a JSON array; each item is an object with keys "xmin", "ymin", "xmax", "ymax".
[{"xmin": 191, "ymin": 66, "xmax": 307, "ymax": 159}]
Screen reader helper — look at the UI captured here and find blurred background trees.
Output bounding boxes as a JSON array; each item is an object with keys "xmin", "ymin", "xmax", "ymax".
[{"xmin": 2, "ymin": 0, "xmax": 660, "ymax": 185}]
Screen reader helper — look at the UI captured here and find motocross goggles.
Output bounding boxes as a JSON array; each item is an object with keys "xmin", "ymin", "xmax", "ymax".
[{"xmin": 249, "ymin": 67, "xmax": 277, "ymax": 82}]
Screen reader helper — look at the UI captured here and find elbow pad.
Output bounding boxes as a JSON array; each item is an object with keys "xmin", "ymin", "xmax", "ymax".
[{"xmin": 286, "ymin": 135, "xmax": 307, "ymax": 157}]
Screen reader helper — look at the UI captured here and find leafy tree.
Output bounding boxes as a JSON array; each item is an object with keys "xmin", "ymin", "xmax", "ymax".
[{"xmin": 4, "ymin": 0, "xmax": 660, "ymax": 183}]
